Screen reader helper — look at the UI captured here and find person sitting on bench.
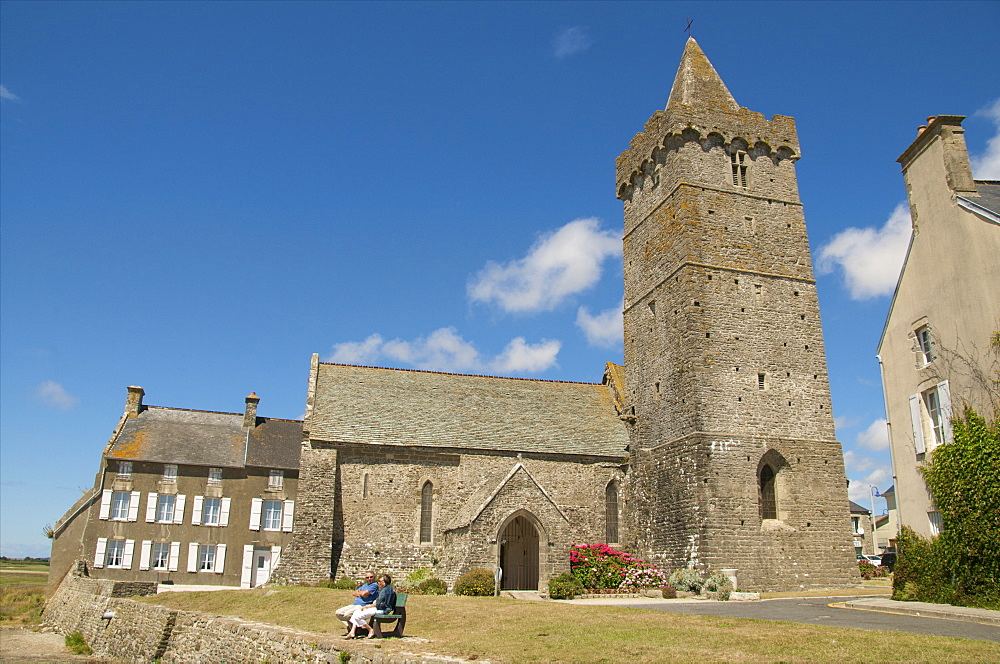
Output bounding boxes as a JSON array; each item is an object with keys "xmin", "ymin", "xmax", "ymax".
[
  {"xmin": 334, "ymin": 571, "xmax": 379, "ymax": 633},
  {"xmin": 346, "ymin": 573, "xmax": 397, "ymax": 639}
]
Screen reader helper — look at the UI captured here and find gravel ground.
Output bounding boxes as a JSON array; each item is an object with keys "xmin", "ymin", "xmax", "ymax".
[{"xmin": 0, "ymin": 626, "xmax": 108, "ymax": 662}]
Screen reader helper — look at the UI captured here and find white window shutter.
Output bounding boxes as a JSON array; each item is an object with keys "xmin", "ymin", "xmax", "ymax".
[
  {"xmin": 249, "ymin": 498, "xmax": 262, "ymax": 531},
  {"xmin": 146, "ymin": 493, "xmax": 158, "ymax": 523},
  {"xmin": 271, "ymin": 545, "xmax": 281, "ymax": 571},
  {"xmin": 173, "ymin": 495, "xmax": 186, "ymax": 524},
  {"xmin": 94, "ymin": 537, "xmax": 108, "ymax": 568},
  {"xmin": 128, "ymin": 491, "xmax": 141, "ymax": 522},
  {"xmin": 99, "ymin": 490, "xmax": 112, "ymax": 520},
  {"xmin": 240, "ymin": 545, "xmax": 254, "ymax": 589},
  {"xmin": 192, "ymin": 495, "xmax": 204, "ymax": 525},
  {"xmin": 909, "ymin": 394, "xmax": 925, "ymax": 454},
  {"xmin": 937, "ymin": 380, "xmax": 953, "ymax": 444},
  {"xmin": 139, "ymin": 540, "xmax": 152, "ymax": 571},
  {"xmin": 168, "ymin": 542, "xmax": 180, "ymax": 572},
  {"xmin": 215, "ymin": 544, "xmax": 227, "ymax": 574},
  {"xmin": 188, "ymin": 542, "xmax": 199, "ymax": 572},
  {"xmin": 122, "ymin": 539, "xmax": 135, "ymax": 569},
  {"xmin": 282, "ymin": 500, "xmax": 295, "ymax": 532},
  {"xmin": 219, "ymin": 497, "xmax": 231, "ymax": 527}
]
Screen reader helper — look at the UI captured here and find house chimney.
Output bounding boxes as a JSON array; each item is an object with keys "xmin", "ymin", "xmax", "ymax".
[
  {"xmin": 244, "ymin": 392, "xmax": 260, "ymax": 429},
  {"xmin": 125, "ymin": 386, "xmax": 145, "ymax": 417}
]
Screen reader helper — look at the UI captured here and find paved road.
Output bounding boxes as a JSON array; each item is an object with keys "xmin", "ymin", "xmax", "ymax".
[{"xmin": 618, "ymin": 596, "xmax": 1000, "ymax": 643}]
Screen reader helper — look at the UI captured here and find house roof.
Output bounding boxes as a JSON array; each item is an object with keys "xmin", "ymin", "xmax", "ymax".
[
  {"xmin": 967, "ymin": 180, "xmax": 1000, "ymax": 217},
  {"xmin": 107, "ymin": 405, "xmax": 302, "ymax": 469},
  {"xmin": 849, "ymin": 500, "xmax": 871, "ymax": 515},
  {"xmin": 308, "ymin": 363, "xmax": 630, "ymax": 457}
]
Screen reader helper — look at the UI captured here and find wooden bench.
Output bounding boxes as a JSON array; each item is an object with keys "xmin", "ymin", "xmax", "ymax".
[{"xmin": 370, "ymin": 592, "xmax": 407, "ymax": 638}]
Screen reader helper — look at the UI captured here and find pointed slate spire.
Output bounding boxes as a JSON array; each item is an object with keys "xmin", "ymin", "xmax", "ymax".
[{"xmin": 665, "ymin": 37, "xmax": 738, "ymax": 111}]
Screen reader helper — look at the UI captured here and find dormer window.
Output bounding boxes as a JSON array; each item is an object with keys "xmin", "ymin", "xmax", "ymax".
[
  {"xmin": 208, "ymin": 467, "xmax": 223, "ymax": 486},
  {"xmin": 117, "ymin": 461, "xmax": 132, "ymax": 479},
  {"xmin": 268, "ymin": 469, "xmax": 283, "ymax": 490},
  {"xmin": 731, "ymin": 151, "xmax": 748, "ymax": 188},
  {"xmin": 162, "ymin": 464, "xmax": 177, "ymax": 483}
]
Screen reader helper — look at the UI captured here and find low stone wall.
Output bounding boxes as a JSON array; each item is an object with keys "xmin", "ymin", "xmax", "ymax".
[{"xmin": 43, "ymin": 568, "xmax": 448, "ymax": 663}]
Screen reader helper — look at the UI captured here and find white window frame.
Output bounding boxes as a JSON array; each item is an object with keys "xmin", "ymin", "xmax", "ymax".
[
  {"xmin": 262, "ymin": 500, "xmax": 282, "ymax": 531},
  {"xmin": 929, "ymin": 510, "xmax": 943, "ymax": 536},
  {"xmin": 268, "ymin": 469, "xmax": 283, "ymax": 490},
  {"xmin": 152, "ymin": 542, "xmax": 170, "ymax": 570},
  {"xmin": 106, "ymin": 539, "xmax": 126, "ymax": 568},
  {"xmin": 208, "ymin": 467, "xmax": 223, "ymax": 486},
  {"xmin": 202, "ymin": 497, "xmax": 222, "ymax": 526},
  {"xmin": 916, "ymin": 325, "xmax": 933, "ymax": 366},
  {"xmin": 923, "ymin": 381, "xmax": 953, "ymax": 450},
  {"xmin": 162, "ymin": 464, "xmax": 178, "ymax": 483},
  {"xmin": 110, "ymin": 491, "xmax": 131, "ymax": 521},
  {"xmin": 117, "ymin": 461, "xmax": 133, "ymax": 479},
  {"xmin": 198, "ymin": 544, "xmax": 215, "ymax": 571},
  {"xmin": 156, "ymin": 494, "xmax": 176, "ymax": 523}
]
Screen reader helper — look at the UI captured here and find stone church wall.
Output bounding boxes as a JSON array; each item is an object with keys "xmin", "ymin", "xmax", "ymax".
[{"xmin": 277, "ymin": 442, "xmax": 626, "ymax": 589}]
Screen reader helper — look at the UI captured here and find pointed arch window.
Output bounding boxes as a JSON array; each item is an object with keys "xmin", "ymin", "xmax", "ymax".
[
  {"xmin": 419, "ymin": 481, "xmax": 433, "ymax": 543},
  {"xmin": 759, "ymin": 464, "xmax": 777, "ymax": 519},
  {"xmin": 605, "ymin": 481, "xmax": 619, "ymax": 544}
]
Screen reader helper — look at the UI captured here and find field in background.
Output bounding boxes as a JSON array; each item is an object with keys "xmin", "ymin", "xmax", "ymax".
[
  {"xmin": 142, "ymin": 586, "xmax": 998, "ymax": 662},
  {"xmin": 0, "ymin": 559, "xmax": 48, "ymax": 624}
]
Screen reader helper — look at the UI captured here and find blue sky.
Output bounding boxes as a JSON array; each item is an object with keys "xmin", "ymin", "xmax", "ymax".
[{"xmin": 2, "ymin": 1, "xmax": 998, "ymax": 557}]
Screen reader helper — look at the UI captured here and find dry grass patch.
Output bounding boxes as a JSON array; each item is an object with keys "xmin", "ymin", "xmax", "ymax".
[{"xmin": 140, "ymin": 587, "xmax": 999, "ymax": 662}]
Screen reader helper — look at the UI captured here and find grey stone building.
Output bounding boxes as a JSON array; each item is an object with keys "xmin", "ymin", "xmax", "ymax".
[
  {"xmin": 49, "ymin": 388, "xmax": 302, "ymax": 591},
  {"xmin": 52, "ymin": 38, "xmax": 855, "ymax": 593}
]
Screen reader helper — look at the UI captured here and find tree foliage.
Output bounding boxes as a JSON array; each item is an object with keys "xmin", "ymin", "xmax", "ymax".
[{"xmin": 910, "ymin": 407, "xmax": 1000, "ymax": 606}]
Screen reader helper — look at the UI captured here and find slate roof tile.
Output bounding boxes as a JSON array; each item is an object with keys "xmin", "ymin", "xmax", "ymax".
[{"xmin": 309, "ymin": 363, "xmax": 629, "ymax": 457}]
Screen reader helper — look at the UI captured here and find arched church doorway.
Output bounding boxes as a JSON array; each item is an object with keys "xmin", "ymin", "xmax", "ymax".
[{"xmin": 499, "ymin": 515, "xmax": 539, "ymax": 590}]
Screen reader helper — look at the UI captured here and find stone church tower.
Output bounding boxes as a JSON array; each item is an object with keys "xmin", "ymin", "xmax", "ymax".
[{"xmin": 616, "ymin": 38, "xmax": 855, "ymax": 589}]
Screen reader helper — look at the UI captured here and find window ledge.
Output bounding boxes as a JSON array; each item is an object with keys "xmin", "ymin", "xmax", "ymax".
[{"xmin": 760, "ymin": 519, "xmax": 796, "ymax": 533}]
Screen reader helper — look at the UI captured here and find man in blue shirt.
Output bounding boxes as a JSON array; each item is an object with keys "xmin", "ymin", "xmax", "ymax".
[{"xmin": 334, "ymin": 571, "xmax": 379, "ymax": 632}]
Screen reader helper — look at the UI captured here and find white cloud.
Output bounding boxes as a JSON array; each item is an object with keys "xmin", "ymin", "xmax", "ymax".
[
  {"xmin": 971, "ymin": 98, "xmax": 1000, "ymax": 179},
  {"xmin": 843, "ymin": 449, "xmax": 892, "ymax": 503},
  {"xmin": 325, "ymin": 327, "xmax": 561, "ymax": 375},
  {"xmin": 0, "ymin": 85, "xmax": 20, "ymax": 102},
  {"xmin": 468, "ymin": 218, "xmax": 620, "ymax": 313},
  {"xmin": 856, "ymin": 418, "xmax": 890, "ymax": 452},
  {"xmin": 382, "ymin": 327, "xmax": 481, "ymax": 373},
  {"xmin": 327, "ymin": 334, "xmax": 385, "ymax": 365},
  {"xmin": 491, "ymin": 337, "xmax": 561, "ymax": 373},
  {"xmin": 553, "ymin": 26, "xmax": 592, "ymax": 59},
  {"xmin": 817, "ymin": 203, "xmax": 911, "ymax": 300},
  {"xmin": 35, "ymin": 380, "xmax": 79, "ymax": 410},
  {"xmin": 576, "ymin": 301, "xmax": 623, "ymax": 348}
]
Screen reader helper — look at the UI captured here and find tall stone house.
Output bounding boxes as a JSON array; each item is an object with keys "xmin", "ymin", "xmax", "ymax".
[
  {"xmin": 51, "ymin": 38, "xmax": 856, "ymax": 592},
  {"xmin": 49, "ymin": 388, "xmax": 302, "ymax": 593},
  {"xmin": 877, "ymin": 115, "xmax": 1000, "ymax": 539}
]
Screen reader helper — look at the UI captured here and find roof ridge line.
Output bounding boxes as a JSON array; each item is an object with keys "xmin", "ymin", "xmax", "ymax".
[{"xmin": 317, "ymin": 362, "xmax": 603, "ymax": 385}]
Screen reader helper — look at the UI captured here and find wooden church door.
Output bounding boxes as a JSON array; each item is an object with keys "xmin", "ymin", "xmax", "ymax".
[{"xmin": 500, "ymin": 515, "xmax": 539, "ymax": 590}]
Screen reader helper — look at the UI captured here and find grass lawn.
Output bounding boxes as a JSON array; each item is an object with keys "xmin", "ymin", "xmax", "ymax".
[{"xmin": 141, "ymin": 587, "xmax": 999, "ymax": 662}]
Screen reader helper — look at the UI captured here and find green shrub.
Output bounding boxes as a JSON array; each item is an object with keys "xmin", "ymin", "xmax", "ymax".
[
  {"xmin": 892, "ymin": 526, "xmax": 954, "ymax": 604},
  {"xmin": 569, "ymin": 543, "xmax": 655, "ymax": 589},
  {"xmin": 547, "ymin": 572, "xmax": 585, "ymax": 600},
  {"xmin": 704, "ymin": 571, "xmax": 733, "ymax": 601},
  {"xmin": 858, "ymin": 559, "xmax": 878, "ymax": 580},
  {"xmin": 660, "ymin": 586, "xmax": 677, "ymax": 599},
  {"xmin": 65, "ymin": 631, "xmax": 93, "ymax": 655},
  {"xmin": 324, "ymin": 577, "xmax": 359, "ymax": 590},
  {"xmin": 454, "ymin": 568, "xmax": 495, "ymax": 596},
  {"xmin": 416, "ymin": 578, "xmax": 448, "ymax": 595},
  {"xmin": 668, "ymin": 568, "xmax": 703, "ymax": 593}
]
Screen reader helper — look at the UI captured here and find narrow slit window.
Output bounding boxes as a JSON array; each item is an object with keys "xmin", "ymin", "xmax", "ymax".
[
  {"xmin": 731, "ymin": 151, "xmax": 748, "ymax": 188},
  {"xmin": 420, "ymin": 481, "xmax": 433, "ymax": 543},
  {"xmin": 758, "ymin": 373, "xmax": 766, "ymax": 390},
  {"xmin": 605, "ymin": 482, "xmax": 620, "ymax": 544},
  {"xmin": 759, "ymin": 465, "xmax": 777, "ymax": 519}
]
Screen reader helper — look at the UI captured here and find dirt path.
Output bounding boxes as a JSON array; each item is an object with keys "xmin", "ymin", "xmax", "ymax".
[{"xmin": 0, "ymin": 626, "xmax": 107, "ymax": 662}]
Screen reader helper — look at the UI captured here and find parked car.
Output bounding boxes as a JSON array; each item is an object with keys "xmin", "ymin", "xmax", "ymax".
[{"xmin": 859, "ymin": 554, "xmax": 883, "ymax": 566}]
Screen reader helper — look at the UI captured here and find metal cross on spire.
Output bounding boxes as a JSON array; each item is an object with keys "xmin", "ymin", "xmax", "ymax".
[{"xmin": 684, "ymin": 18, "xmax": 694, "ymax": 38}]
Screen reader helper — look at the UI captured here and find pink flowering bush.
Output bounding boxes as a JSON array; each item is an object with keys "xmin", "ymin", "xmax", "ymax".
[{"xmin": 570, "ymin": 543, "xmax": 670, "ymax": 591}]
